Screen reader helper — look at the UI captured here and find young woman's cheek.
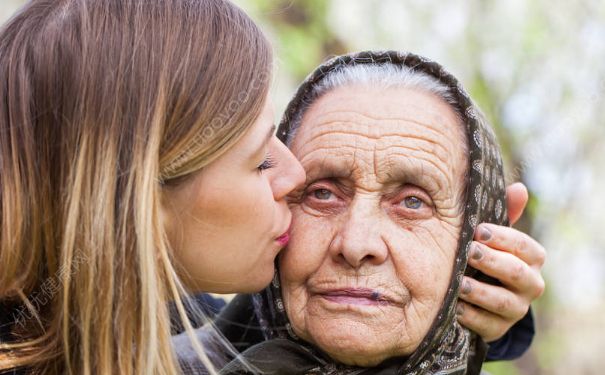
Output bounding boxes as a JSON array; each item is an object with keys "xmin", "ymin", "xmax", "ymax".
[{"xmin": 247, "ymin": 181, "xmax": 276, "ymax": 234}]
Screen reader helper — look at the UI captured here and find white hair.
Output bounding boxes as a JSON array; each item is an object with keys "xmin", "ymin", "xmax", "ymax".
[{"xmin": 286, "ymin": 63, "xmax": 463, "ymax": 145}]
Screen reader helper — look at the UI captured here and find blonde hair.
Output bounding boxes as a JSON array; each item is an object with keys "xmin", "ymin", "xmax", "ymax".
[{"xmin": 0, "ymin": 0, "xmax": 271, "ymax": 374}]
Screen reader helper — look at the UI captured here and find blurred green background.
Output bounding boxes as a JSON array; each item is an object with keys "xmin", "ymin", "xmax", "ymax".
[{"xmin": 2, "ymin": 1, "xmax": 604, "ymax": 374}]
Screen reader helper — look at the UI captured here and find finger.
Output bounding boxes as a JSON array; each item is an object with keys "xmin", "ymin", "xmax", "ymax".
[
  {"xmin": 468, "ymin": 241, "xmax": 545, "ymax": 299},
  {"xmin": 506, "ymin": 182, "xmax": 529, "ymax": 225},
  {"xmin": 456, "ymin": 301, "xmax": 510, "ymax": 343},
  {"xmin": 474, "ymin": 224, "xmax": 546, "ymax": 267},
  {"xmin": 458, "ymin": 276, "xmax": 527, "ymax": 320}
]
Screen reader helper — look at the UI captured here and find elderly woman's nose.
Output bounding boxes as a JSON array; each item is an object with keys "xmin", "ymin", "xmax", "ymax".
[
  {"xmin": 270, "ymin": 141, "xmax": 306, "ymax": 201},
  {"xmin": 330, "ymin": 202, "xmax": 388, "ymax": 268}
]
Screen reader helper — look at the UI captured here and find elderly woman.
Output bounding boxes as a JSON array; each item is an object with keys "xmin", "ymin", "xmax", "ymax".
[{"xmin": 213, "ymin": 51, "xmax": 535, "ymax": 375}]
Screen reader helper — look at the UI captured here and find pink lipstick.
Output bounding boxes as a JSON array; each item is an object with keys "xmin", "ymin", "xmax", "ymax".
[{"xmin": 276, "ymin": 231, "xmax": 290, "ymax": 246}]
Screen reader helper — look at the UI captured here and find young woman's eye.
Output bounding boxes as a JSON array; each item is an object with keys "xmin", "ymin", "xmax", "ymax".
[
  {"xmin": 257, "ymin": 153, "xmax": 276, "ymax": 172},
  {"xmin": 401, "ymin": 196, "xmax": 423, "ymax": 209},
  {"xmin": 313, "ymin": 188, "xmax": 333, "ymax": 200}
]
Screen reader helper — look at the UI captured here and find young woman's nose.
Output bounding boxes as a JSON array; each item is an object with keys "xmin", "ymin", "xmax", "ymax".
[{"xmin": 270, "ymin": 140, "xmax": 306, "ymax": 201}]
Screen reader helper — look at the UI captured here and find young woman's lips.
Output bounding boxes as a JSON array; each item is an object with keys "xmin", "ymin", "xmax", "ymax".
[
  {"xmin": 275, "ymin": 232, "xmax": 290, "ymax": 246},
  {"xmin": 319, "ymin": 288, "xmax": 395, "ymax": 306},
  {"xmin": 275, "ymin": 223, "xmax": 291, "ymax": 246}
]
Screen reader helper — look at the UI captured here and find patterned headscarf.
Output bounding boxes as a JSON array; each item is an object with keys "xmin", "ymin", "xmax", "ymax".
[{"xmin": 222, "ymin": 51, "xmax": 508, "ymax": 375}]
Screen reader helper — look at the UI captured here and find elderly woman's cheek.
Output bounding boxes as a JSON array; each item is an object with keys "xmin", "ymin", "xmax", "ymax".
[
  {"xmin": 388, "ymin": 223, "xmax": 458, "ymax": 322},
  {"xmin": 279, "ymin": 210, "xmax": 335, "ymax": 330},
  {"xmin": 284, "ymin": 206, "xmax": 336, "ymax": 273}
]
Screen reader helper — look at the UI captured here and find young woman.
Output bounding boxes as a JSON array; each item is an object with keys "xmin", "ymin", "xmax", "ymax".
[
  {"xmin": 0, "ymin": 0, "xmax": 303, "ymax": 373},
  {"xmin": 0, "ymin": 0, "xmax": 544, "ymax": 374}
]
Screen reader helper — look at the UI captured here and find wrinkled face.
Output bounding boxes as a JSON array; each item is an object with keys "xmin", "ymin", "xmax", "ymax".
[
  {"xmin": 280, "ymin": 85, "xmax": 468, "ymax": 366},
  {"xmin": 163, "ymin": 97, "xmax": 306, "ymax": 293}
]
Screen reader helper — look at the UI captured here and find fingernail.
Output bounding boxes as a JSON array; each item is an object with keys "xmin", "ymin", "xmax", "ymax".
[
  {"xmin": 470, "ymin": 243, "xmax": 483, "ymax": 260},
  {"xmin": 478, "ymin": 226, "xmax": 492, "ymax": 241},
  {"xmin": 461, "ymin": 279, "xmax": 472, "ymax": 295},
  {"xmin": 456, "ymin": 303, "xmax": 464, "ymax": 316}
]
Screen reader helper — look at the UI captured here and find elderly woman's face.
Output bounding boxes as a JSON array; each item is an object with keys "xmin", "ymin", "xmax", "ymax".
[{"xmin": 279, "ymin": 84, "xmax": 468, "ymax": 366}]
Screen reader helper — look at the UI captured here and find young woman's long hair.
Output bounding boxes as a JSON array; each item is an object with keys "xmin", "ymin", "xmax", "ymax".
[{"xmin": 0, "ymin": 0, "xmax": 271, "ymax": 373}]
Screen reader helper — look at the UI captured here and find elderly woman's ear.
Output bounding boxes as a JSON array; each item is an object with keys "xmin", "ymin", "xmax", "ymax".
[{"xmin": 457, "ymin": 182, "xmax": 546, "ymax": 343}]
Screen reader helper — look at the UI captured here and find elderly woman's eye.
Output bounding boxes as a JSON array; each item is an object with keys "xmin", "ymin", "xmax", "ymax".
[
  {"xmin": 313, "ymin": 188, "xmax": 333, "ymax": 200},
  {"xmin": 303, "ymin": 184, "xmax": 345, "ymax": 213},
  {"xmin": 402, "ymin": 196, "xmax": 423, "ymax": 209}
]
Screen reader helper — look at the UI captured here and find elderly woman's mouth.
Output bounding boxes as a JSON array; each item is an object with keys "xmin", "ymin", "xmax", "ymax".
[{"xmin": 314, "ymin": 288, "xmax": 405, "ymax": 307}]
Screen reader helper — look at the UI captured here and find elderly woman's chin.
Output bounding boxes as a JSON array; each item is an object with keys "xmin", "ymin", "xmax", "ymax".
[{"xmin": 289, "ymin": 302, "xmax": 430, "ymax": 367}]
